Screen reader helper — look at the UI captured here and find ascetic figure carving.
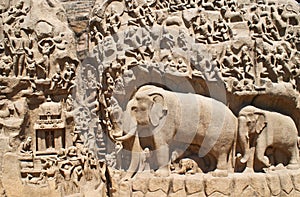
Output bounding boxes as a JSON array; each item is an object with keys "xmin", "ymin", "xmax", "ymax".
[
  {"xmin": 116, "ymin": 85, "xmax": 237, "ymax": 179},
  {"xmin": 238, "ymin": 106, "xmax": 299, "ymax": 172}
]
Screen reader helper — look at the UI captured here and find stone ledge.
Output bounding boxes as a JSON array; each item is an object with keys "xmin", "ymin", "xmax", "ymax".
[{"xmin": 112, "ymin": 170, "xmax": 300, "ymax": 197}]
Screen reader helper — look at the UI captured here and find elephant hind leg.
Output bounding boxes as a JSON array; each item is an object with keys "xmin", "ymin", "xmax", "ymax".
[
  {"xmin": 212, "ymin": 152, "xmax": 229, "ymax": 177},
  {"xmin": 216, "ymin": 151, "xmax": 228, "ymax": 170}
]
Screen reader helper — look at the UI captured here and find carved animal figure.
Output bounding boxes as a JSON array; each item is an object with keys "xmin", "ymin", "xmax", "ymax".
[
  {"xmin": 176, "ymin": 158, "xmax": 202, "ymax": 174},
  {"xmin": 220, "ymin": 6, "xmax": 243, "ymax": 23},
  {"xmin": 116, "ymin": 85, "xmax": 237, "ymax": 179},
  {"xmin": 156, "ymin": 10, "xmax": 183, "ymax": 26},
  {"xmin": 238, "ymin": 106, "xmax": 299, "ymax": 171}
]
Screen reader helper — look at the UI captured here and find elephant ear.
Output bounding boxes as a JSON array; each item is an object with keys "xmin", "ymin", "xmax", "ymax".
[
  {"xmin": 149, "ymin": 94, "xmax": 167, "ymax": 127},
  {"xmin": 254, "ymin": 112, "xmax": 267, "ymax": 134}
]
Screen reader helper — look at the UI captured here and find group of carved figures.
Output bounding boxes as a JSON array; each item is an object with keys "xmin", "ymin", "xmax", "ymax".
[
  {"xmin": 89, "ymin": 0, "xmax": 300, "ymax": 94},
  {"xmin": 18, "ymin": 132, "xmax": 107, "ymax": 195},
  {"xmin": 0, "ymin": 1, "xmax": 76, "ymax": 93},
  {"xmin": 91, "ymin": 0, "xmax": 300, "ymax": 44},
  {"xmin": 112, "ymin": 85, "xmax": 299, "ymax": 179}
]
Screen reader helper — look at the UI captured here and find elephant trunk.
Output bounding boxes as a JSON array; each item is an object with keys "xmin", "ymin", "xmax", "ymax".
[
  {"xmin": 238, "ymin": 116, "xmax": 250, "ymax": 164},
  {"xmin": 116, "ymin": 104, "xmax": 137, "ymax": 142},
  {"xmin": 121, "ymin": 136, "xmax": 142, "ymax": 181}
]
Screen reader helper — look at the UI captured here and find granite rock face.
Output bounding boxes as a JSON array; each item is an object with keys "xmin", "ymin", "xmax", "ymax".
[{"xmin": 0, "ymin": 0, "xmax": 300, "ymax": 196}]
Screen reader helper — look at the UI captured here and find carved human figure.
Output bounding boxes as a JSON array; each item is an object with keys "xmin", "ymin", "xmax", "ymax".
[
  {"xmin": 114, "ymin": 72, "xmax": 125, "ymax": 94},
  {"xmin": 49, "ymin": 71, "xmax": 63, "ymax": 90},
  {"xmin": 240, "ymin": 46, "xmax": 254, "ymax": 80},
  {"xmin": 248, "ymin": 14, "xmax": 272, "ymax": 45},
  {"xmin": 165, "ymin": 55, "xmax": 177, "ymax": 73},
  {"xmin": 221, "ymin": 47, "xmax": 242, "ymax": 79},
  {"xmin": 38, "ymin": 39, "xmax": 55, "ymax": 78},
  {"xmin": 19, "ymin": 137, "xmax": 33, "ymax": 154},
  {"xmin": 142, "ymin": 3, "xmax": 155, "ymax": 26},
  {"xmin": 257, "ymin": 46, "xmax": 277, "ymax": 82},
  {"xmin": 4, "ymin": 1, "xmax": 28, "ymax": 25},
  {"xmin": 264, "ymin": 17, "xmax": 281, "ymax": 41},
  {"xmin": 160, "ymin": 28, "xmax": 175, "ymax": 49},
  {"xmin": 124, "ymin": 27, "xmax": 146, "ymax": 60},
  {"xmin": 62, "ymin": 62, "xmax": 75, "ymax": 91},
  {"xmin": 177, "ymin": 58, "xmax": 188, "ymax": 73},
  {"xmin": 7, "ymin": 29, "xmax": 27, "ymax": 77},
  {"xmin": 90, "ymin": 26, "xmax": 103, "ymax": 45},
  {"xmin": 204, "ymin": 53, "xmax": 223, "ymax": 81},
  {"xmin": 170, "ymin": 0, "xmax": 186, "ymax": 12},
  {"xmin": 193, "ymin": 14, "xmax": 216, "ymax": 44},
  {"xmin": 0, "ymin": 55, "xmax": 13, "ymax": 77},
  {"xmin": 213, "ymin": 16, "xmax": 231, "ymax": 42},
  {"xmin": 25, "ymin": 53, "xmax": 37, "ymax": 78},
  {"xmin": 274, "ymin": 45, "xmax": 290, "ymax": 82},
  {"xmin": 285, "ymin": 28, "xmax": 296, "ymax": 48},
  {"xmin": 177, "ymin": 29, "xmax": 189, "ymax": 51},
  {"xmin": 60, "ymin": 163, "xmax": 77, "ymax": 194},
  {"xmin": 127, "ymin": 0, "xmax": 148, "ymax": 28},
  {"xmin": 105, "ymin": 6, "xmax": 121, "ymax": 35},
  {"xmin": 46, "ymin": 131, "xmax": 55, "ymax": 150}
]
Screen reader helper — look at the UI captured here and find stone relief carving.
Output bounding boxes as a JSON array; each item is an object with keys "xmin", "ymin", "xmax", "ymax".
[{"xmin": 0, "ymin": 0, "xmax": 299, "ymax": 196}]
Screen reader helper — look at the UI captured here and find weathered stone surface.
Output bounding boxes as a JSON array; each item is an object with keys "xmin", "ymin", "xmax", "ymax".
[
  {"xmin": 188, "ymin": 192, "xmax": 206, "ymax": 197},
  {"xmin": 132, "ymin": 191, "xmax": 145, "ymax": 197},
  {"xmin": 1, "ymin": 0, "xmax": 300, "ymax": 196},
  {"xmin": 172, "ymin": 175, "xmax": 185, "ymax": 193},
  {"xmin": 266, "ymin": 172, "xmax": 281, "ymax": 196},
  {"xmin": 169, "ymin": 189, "xmax": 187, "ymax": 197},
  {"xmin": 119, "ymin": 182, "xmax": 132, "ymax": 197},
  {"xmin": 205, "ymin": 175, "xmax": 233, "ymax": 196},
  {"xmin": 278, "ymin": 171, "xmax": 294, "ymax": 195},
  {"xmin": 185, "ymin": 175, "xmax": 204, "ymax": 194},
  {"xmin": 145, "ymin": 190, "xmax": 167, "ymax": 197},
  {"xmin": 132, "ymin": 176, "xmax": 149, "ymax": 193},
  {"xmin": 291, "ymin": 170, "xmax": 300, "ymax": 191},
  {"xmin": 148, "ymin": 177, "xmax": 171, "ymax": 193},
  {"xmin": 250, "ymin": 173, "xmax": 270, "ymax": 197},
  {"xmin": 232, "ymin": 174, "xmax": 251, "ymax": 195}
]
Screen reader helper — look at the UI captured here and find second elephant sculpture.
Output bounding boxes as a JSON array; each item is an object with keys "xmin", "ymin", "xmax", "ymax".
[
  {"xmin": 116, "ymin": 85, "xmax": 237, "ymax": 179},
  {"xmin": 238, "ymin": 106, "xmax": 299, "ymax": 171}
]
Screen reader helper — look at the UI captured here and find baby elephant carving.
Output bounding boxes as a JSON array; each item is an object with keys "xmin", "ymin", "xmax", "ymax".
[{"xmin": 175, "ymin": 158, "xmax": 202, "ymax": 175}]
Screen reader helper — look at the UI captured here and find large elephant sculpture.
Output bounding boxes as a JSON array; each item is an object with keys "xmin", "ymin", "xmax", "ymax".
[
  {"xmin": 238, "ymin": 106, "xmax": 299, "ymax": 171},
  {"xmin": 116, "ymin": 85, "xmax": 237, "ymax": 179}
]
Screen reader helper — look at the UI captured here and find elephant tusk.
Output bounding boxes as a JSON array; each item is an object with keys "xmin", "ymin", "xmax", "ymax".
[{"xmin": 116, "ymin": 128, "xmax": 136, "ymax": 141}]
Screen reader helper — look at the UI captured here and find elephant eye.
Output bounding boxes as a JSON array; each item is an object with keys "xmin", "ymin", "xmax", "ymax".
[
  {"xmin": 131, "ymin": 106, "xmax": 137, "ymax": 112},
  {"xmin": 246, "ymin": 121, "xmax": 251, "ymax": 126}
]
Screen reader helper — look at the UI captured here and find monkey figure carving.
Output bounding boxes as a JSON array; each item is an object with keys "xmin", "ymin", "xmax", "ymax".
[{"xmin": 175, "ymin": 158, "xmax": 202, "ymax": 174}]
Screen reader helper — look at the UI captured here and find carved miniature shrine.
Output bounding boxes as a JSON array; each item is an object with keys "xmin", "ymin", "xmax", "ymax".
[{"xmin": 0, "ymin": 0, "xmax": 299, "ymax": 196}]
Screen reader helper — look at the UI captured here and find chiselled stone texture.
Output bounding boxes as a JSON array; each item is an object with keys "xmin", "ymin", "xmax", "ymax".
[
  {"xmin": 1, "ymin": 0, "xmax": 300, "ymax": 196},
  {"xmin": 59, "ymin": 0, "xmax": 96, "ymax": 33},
  {"xmin": 111, "ymin": 171, "xmax": 300, "ymax": 197}
]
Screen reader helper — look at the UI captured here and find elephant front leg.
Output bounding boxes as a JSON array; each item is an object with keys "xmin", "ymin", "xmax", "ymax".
[
  {"xmin": 256, "ymin": 143, "xmax": 271, "ymax": 168},
  {"xmin": 154, "ymin": 144, "xmax": 170, "ymax": 177},
  {"xmin": 243, "ymin": 147, "xmax": 255, "ymax": 173}
]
